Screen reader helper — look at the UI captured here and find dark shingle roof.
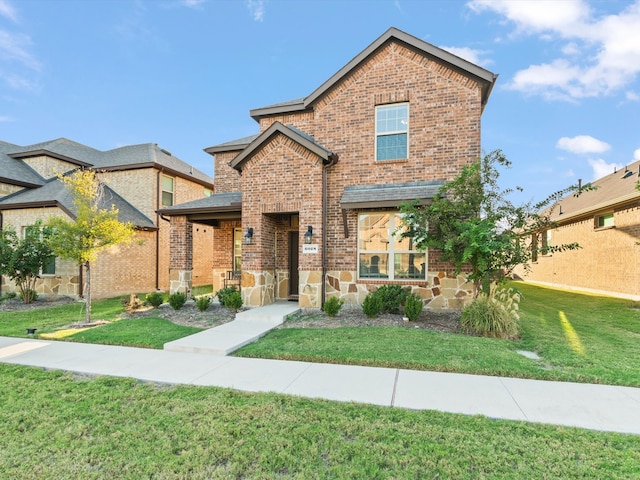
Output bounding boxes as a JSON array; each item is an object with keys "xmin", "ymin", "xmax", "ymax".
[
  {"xmin": 0, "ymin": 176, "xmax": 156, "ymax": 229},
  {"xmin": 0, "ymin": 141, "xmax": 46, "ymax": 186},
  {"xmin": 340, "ymin": 181, "xmax": 444, "ymax": 209},
  {"xmin": 1, "ymin": 138, "xmax": 213, "ymax": 186},
  {"xmin": 159, "ymin": 192, "xmax": 241, "ymax": 215},
  {"xmin": 204, "ymin": 134, "xmax": 260, "ymax": 154}
]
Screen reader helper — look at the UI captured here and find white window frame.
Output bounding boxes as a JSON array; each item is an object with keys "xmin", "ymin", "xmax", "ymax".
[
  {"xmin": 161, "ymin": 175, "xmax": 174, "ymax": 207},
  {"xmin": 375, "ymin": 103, "xmax": 409, "ymax": 161},
  {"xmin": 357, "ymin": 212, "xmax": 426, "ymax": 281},
  {"xmin": 595, "ymin": 212, "xmax": 614, "ymax": 229}
]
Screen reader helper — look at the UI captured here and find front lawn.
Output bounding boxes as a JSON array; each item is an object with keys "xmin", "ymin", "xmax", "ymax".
[
  {"xmin": 1, "ymin": 364, "xmax": 638, "ymax": 479},
  {"xmin": 236, "ymin": 282, "xmax": 640, "ymax": 387}
]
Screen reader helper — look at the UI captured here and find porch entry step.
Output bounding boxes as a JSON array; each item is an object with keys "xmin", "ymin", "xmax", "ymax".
[{"xmin": 164, "ymin": 301, "xmax": 300, "ymax": 356}]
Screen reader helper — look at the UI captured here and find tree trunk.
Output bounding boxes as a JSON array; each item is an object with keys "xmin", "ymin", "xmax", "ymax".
[{"xmin": 84, "ymin": 261, "xmax": 91, "ymax": 324}]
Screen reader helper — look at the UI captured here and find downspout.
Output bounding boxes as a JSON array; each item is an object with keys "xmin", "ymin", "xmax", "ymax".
[
  {"xmin": 321, "ymin": 153, "xmax": 339, "ymax": 308},
  {"xmin": 156, "ymin": 169, "xmax": 163, "ymax": 290}
]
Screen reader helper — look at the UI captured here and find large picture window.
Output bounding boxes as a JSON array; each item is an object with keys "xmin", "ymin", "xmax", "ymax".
[
  {"xmin": 358, "ymin": 212, "xmax": 425, "ymax": 280},
  {"xmin": 375, "ymin": 103, "xmax": 408, "ymax": 161}
]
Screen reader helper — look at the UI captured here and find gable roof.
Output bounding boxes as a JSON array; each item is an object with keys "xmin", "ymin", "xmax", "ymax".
[
  {"xmin": 1, "ymin": 138, "xmax": 213, "ymax": 187},
  {"xmin": 0, "ymin": 141, "xmax": 46, "ymax": 187},
  {"xmin": 552, "ymin": 160, "xmax": 640, "ymax": 223},
  {"xmin": 229, "ymin": 122, "xmax": 338, "ymax": 172},
  {"xmin": 250, "ymin": 27, "xmax": 498, "ymax": 121},
  {"xmin": 0, "ymin": 175, "xmax": 156, "ymax": 229}
]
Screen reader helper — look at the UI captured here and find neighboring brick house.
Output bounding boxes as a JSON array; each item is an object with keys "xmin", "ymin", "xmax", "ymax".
[
  {"xmin": 0, "ymin": 138, "xmax": 214, "ymax": 299},
  {"xmin": 518, "ymin": 161, "xmax": 640, "ymax": 300},
  {"xmin": 160, "ymin": 27, "xmax": 498, "ymax": 309}
]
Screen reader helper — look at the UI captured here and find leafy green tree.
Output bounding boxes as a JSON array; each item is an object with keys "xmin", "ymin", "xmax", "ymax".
[
  {"xmin": 400, "ymin": 149, "xmax": 589, "ymax": 297},
  {"xmin": 47, "ymin": 170, "xmax": 136, "ymax": 323},
  {"xmin": 0, "ymin": 221, "xmax": 55, "ymax": 303}
]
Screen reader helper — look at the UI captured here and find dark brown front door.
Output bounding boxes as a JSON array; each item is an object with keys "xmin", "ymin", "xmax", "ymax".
[{"xmin": 289, "ymin": 231, "xmax": 299, "ymax": 297}]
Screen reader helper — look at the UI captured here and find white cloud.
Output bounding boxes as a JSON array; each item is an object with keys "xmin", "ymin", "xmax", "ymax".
[
  {"xmin": 0, "ymin": 114, "xmax": 14, "ymax": 122},
  {"xmin": 180, "ymin": 0, "xmax": 205, "ymax": 7},
  {"xmin": 246, "ymin": 0, "xmax": 265, "ymax": 22},
  {"xmin": 556, "ymin": 135, "xmax": 611, "ymax": 154},
  {"xmin": 0, "ymin": 30, "xmax": 40, "ymax": 70},
  {"xmin": 588, "ymin": 158, "xmax": 622, "ymax": 180},
  {"xmin": 0, "ymin": 0, "xmax": 18, "ymax": 23},
  {"xmin": 467, "ymin": 0, "xmax": 640, "ymax": 99},
  {"xmin": 440, "ymin": 46, "xmax": 493, "ymax": 68},
  {"xmin": 626, "ymin": 91, "xmax": 640, "ymax": 101},
  {"xmin": 634, "ymin": 148, "xmax": 640, "ymax": 161}
]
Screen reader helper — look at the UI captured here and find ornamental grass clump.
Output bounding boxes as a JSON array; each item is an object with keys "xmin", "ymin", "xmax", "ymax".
[{"xmin": 461, "ymin": 287, "xmax": 520, "ymax": 339}]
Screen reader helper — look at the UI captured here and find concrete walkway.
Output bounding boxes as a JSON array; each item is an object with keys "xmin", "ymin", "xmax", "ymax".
[
  {"xmin": 164, "ymin": 301, "xmax": 300, "ymax": 355},
  {"xmin": 1, "ymin": 333, "xmax": 639, "ymax": 435}
]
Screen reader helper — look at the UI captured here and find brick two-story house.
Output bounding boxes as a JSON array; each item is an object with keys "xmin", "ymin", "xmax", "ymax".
[
  {"xmin": 519, "ymin": 161, "xmax": 640, "ymax": 300},
  {"xmin": 161, "ymin": 27, "xmax": 498, "ymax": 309},
  {"xmin": 0, "ymin": 138, "xmax": 213, "ymax": 299}
]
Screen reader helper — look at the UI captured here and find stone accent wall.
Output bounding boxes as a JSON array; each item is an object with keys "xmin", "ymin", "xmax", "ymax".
[
  {"xmin": 170, "ymin": 269, "xmax": 192, "ymax": 296},
  {"xmin": 325, "ymin": 270, "xmax": 474, "ymax": 310},
  {"xmin": 241, "ymin": 270, "xmax": 275, "ymax": 306},
  {"xmin": 299, "ymin": 270, "xmax": 322, "ymax": 308},
  {"xmin": 517, "ymin": 204, "xmax": 640, "ymax": 300},
  {"xmin": 276, "ymin": 269, "xmax": 289, "ymax": 300}
]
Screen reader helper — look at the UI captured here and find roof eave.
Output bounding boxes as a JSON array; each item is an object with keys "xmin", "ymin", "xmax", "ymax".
[
  {"xmin": 249, "ymin": 102, "xmax": 308, "ymax": 122},
  {"xmin": 8, "ymin": 149, "xmax": 92, "ymax": 168},
  {"xmin": 552, "ymin": 193, "xmax": 640, "ymax": 224}
]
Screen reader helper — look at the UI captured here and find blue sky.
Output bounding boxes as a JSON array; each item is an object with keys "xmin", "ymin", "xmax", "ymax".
[{"xmin": 2, "ymin": 0, "xmax": 639, "ymax": 204}]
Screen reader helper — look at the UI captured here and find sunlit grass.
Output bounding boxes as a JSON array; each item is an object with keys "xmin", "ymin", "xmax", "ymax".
[
  {"xmin": 1, "ymin": 364, "xmax": 639, "ymax": 479},
  {"xmin": 558, "ymin": 310, "xmax": 586, "ymax": 356}
]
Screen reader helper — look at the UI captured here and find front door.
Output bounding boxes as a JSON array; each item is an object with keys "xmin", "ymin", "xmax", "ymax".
[{"xmin": 288, "ymin": 231, "xmax": 299, "ymax": 297}]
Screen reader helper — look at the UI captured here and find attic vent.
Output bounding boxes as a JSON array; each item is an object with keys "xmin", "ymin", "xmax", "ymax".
[
  {"xmin": 622, "ymin": 170, "xmax": 634, "ymax": 179},
  {"xmin": 160, "ymin": 148, "xmax": 172, "ymax": 156}
]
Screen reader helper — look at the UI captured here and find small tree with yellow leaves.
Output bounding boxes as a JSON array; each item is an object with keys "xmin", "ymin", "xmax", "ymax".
[{"xmin": 47, "ymin": 170, "xmax": 136, "ymax": 323}]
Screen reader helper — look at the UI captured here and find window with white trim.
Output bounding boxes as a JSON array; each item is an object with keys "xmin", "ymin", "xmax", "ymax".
[
  {"xmin": 375, "ymin": 103, "xmax": 408, "ymax": 161},
  {"xmin": 358, "ymin": 212, "xmax": 425, "ymax": 280},
  {"xmin": 161, "ymin": 175, "xmax": 174, "ymax": 206},
  {"xmin": 596, "ymin": 213, "xmax": 614, "ymax": 228}
]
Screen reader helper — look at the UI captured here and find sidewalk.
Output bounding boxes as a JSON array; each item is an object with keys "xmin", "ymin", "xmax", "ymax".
[{"xmin": 1, "ymin": 334, "xmax": 639, "ymax": 435}]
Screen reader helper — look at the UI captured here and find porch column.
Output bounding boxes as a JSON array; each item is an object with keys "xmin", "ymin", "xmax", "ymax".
[{"xmin": 169, "ymin": 215, "xmax": 193, "ymax": 296}]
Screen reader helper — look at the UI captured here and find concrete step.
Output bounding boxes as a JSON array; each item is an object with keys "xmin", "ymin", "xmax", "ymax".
[{"xmin": 164, "ymin": 301, "xmax": 300, "ymax": 356}]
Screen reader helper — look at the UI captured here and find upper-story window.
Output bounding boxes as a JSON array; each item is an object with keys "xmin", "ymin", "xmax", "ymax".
[
  {"xmin": 596, "ymin": 213, "xmax": 614, "ymax": 229},
  {"xmin": 161, "ymin": 175, "xmax": 174, "ymax": 206},
  {"xmin": 375, "ymin": 103, "xmax": 408, "ymax": 161}
]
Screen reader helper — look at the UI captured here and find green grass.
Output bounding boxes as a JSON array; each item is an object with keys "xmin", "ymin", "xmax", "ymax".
[
  {"xmin": 1, "ymin": 364, "xmax": 638, "ymax": 479},
  {"xmin": 236, "ymin": 282, "xmax": 640, "ymax": 387},
  {"xmin": 0, "ymin": 297, "xmax": 201, "ymax": 349},
  {"xmin": 66, "ymin": 318, "xmax": 202, "ymax": 349}
]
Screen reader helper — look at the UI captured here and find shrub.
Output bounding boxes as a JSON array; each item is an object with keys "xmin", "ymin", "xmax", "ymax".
[
  {"xmin": 168, "ymin": 291, "xmax": 187, "ymax": 310},
  {"xmin": 403, "ymin": 293, "xmax": 423, "ymax": 321},
  {"xmin": 374, "ymin": 284, "xmax": 409, "ymax": 314},
  {"xmin": 196, "ymin": 295, "xmax": 211, "ymax": 312},
  {"xmin": 146, "ymin": 292, "xmax": 165, "ymax": 308},
  {"xmin": 362, "ymin": 292, "xmax": 382, "ymax": 318},
  {"xmin": 216, "ymin": 286, "xmax": 238, "ymax": 308},
  {"xmin": 323, "ymin": 296, "xmax": 344, "ymax": 317},
  {"xmin": 18, "ymin": 288, "xmax": 38, "ymax": 304},
  {"xmin": 224, "ymin": 290, "xmax": 243, "ymax": 312},
  {"xmin": 461, "ymin": 288, "xmax": 520, "ymax": 339}
]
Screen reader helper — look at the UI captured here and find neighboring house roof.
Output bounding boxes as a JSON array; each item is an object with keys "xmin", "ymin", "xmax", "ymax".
[
  {"xmin": 1, "ymin": 137, "xmax": 213, "ymax": 187},
  {"xmin": 229, "ymin": 122, "xmax": 338, "ymax": 172},
  {"xmin": 340, "ymin": 181, "xmax": 444, "ymax": 209},
  {"xmin": 0, "ymin": 176, "xmax": 156, "ymax": 229},
  {"xmin": 551, "ymin": 160, "xmax": 640, "ymax": 223},
  {"xmin": 204, "ymin": 134, "xmax": 259, "ymax": 155},
  {"xmin": 250, "ymin": 27, "xmax": 498, "ymax": 121},
  {"xmin": 0, "ymin": 141, "xmax": 46, "ymax": 187},
  {"xmin": 159, "ymin": 192, "xmax": 242, "ymax": 216}
]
